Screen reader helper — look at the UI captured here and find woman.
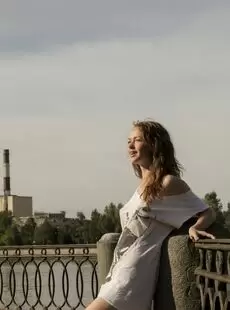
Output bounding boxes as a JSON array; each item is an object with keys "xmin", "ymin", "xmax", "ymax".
[{"xmin": 87, "ymin": 120, "xmax": 216, "ymax": 310}]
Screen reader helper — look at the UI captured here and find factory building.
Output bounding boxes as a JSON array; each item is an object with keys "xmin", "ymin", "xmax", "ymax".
[
  {"xmin": 0, "ymin": 149, "xmax": 33, "ymax": 217},
  {"xmin": 0, "ymin": 195, "xmax": 33, "ymax": 217}
]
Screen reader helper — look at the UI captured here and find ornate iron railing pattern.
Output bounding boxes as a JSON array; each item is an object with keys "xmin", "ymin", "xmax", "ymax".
[
  {"xmin": 195, "ymin": 239, "xmax": 230, "ymax": 310},
  {"xmin": 0, "ymin": 244, "xmax": 98, "ymax": 310}
]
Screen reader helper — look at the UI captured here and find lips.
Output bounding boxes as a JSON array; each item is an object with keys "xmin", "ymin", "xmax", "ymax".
[{"xmin": 129, "ymin": 151, "xmax": 137, "ymax": 157}]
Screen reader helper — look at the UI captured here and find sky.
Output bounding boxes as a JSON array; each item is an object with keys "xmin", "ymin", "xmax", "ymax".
[{"xmin": 0, "ymin": 1, "xmax": 230, "ymax": 217}]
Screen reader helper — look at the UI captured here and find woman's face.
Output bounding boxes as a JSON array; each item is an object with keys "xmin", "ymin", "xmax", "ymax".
[{"xmin": 127, "ymin": 126, "xmax": 152, "ymax": 167}]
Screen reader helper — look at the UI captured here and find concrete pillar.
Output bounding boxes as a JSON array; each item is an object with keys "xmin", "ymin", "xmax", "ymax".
[
  {"xmin": 97, "ymin": 233, "xmax": 120, "ymax": 287},
  {"xmin": 154, "ymin": 220, "xmax": 230, "ymax": 310}
]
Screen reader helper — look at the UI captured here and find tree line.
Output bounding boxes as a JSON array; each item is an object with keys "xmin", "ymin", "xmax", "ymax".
[
  {"xmin": 0, "ymin": 202, "xmax": 122, "ymax": 245},
  {"xmin": 0, "ymin": 191, "xmax": 229, "ymax": 246}
]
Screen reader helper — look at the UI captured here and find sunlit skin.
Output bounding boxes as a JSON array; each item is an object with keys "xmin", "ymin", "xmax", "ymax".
[{"xmin": 127, "ymin": 127, "xmax": 153, "ymax": 180}]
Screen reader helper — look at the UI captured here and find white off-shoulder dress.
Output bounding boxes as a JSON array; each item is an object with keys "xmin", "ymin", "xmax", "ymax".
[{"xmin": 98, "ymin": 190, "xmax": 209, "ymax": 310}]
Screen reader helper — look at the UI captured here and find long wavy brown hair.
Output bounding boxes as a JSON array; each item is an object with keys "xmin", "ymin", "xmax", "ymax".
[{"xmin": 132, "ymin": 120, "xmax": 183, "ymax": 204}]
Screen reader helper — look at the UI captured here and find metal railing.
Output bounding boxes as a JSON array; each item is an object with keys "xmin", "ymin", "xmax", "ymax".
[
  {"xmin": 2, "ymin": 239, "xmax": 230, "ymax": 309},
  {"xmin": 0, "ymin": 244, "xmax": 98, "ymax": 310},
  {"xmin": 195, "ymin": 239, "xmax": 230, "ymax": 310}
]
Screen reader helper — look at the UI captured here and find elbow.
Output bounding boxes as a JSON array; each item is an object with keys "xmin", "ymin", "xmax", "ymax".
[{"xmin": 200, "ymin": 207, "xmax": 216, "ymax": 224}]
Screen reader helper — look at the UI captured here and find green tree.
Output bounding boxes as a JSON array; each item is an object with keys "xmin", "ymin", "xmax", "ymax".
[
  {"xmin": 76, "ymin": 212, "xmax": 86, "ymax": 223},
  {"xmin": 204, "ymin": 191, "xmax": 225, "ymax": 225},
  {"xmin": 0, "ymin": 225, "xmax": 22, "ymax": 245},
  {"xmin": 0, "ymin": 211, "xmax": 18, "ymax": 245},
  {"xmin": 0, "ymin": 211, "xmax": 12, "ymax": 234},
  {"xmin": 89, "ymin": 209, "xmax": 103, "ymax": 243},
  {"xmin": 75, "ymin": 219, "xmax": 91, "ymax": 244},
  {"xmin": 21, "ymin": 217, "xmax": 36, "ymax": 245},
  {"xmin": 34, "ymin": 219, "xmax": 57, "ymax": 245},
  {"xmin": 75, "ymin": 211, "xmax": 88, "ymax": 243},
  {"xmin": 223, "ymin": 202, "xmax": 230, "ymax": 230},
  {"xmin": 101, "ymin": 203, "xmax": 122, "ymax": 234},
  {"xmin": 56, "ymin": 222, "xmax": 75, "ymax": 244}
]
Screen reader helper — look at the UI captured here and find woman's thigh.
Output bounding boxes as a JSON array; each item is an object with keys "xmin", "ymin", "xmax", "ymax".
[{"xmin": 86, "ymin": 298, "xmax": 117, "ymax": 310}]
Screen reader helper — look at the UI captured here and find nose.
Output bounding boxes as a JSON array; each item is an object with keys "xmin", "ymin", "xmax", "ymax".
[{"xmin": 128, "ymin": 140, "xmax": 135, "ymax": 149}]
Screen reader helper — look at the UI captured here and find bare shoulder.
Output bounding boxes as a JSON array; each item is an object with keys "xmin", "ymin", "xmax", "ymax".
[{"xmin": 161, "ymin": 175, "xmax": 190, "ymax": 196}]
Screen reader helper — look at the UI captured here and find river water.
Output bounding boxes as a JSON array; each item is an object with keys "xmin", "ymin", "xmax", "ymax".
[{"xmin": 0, "ymin": 259, "xmax": 98, "ymax": 310}]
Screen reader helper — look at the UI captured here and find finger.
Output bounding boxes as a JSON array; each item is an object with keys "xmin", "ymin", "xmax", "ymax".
[
  {"xmin": 190, "ymin": 233, "xmax": 199, "ymax": 242},
  {"xmin": 189, "ymin": 236, "xmax": 196, "ymax": 242},
  {"xmin": 206, "ymin": 234, "xmax": 215, "ymax": 239},
  {"xmin": 197, "ymin": 231, "xmax": 216, "ymax": 239}
]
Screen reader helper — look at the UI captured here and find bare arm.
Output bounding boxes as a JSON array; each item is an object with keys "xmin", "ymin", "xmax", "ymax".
[
  {"xmin": 191, "ymin": 208, "xmax": 216, "ymax": 231},
  {"xmin": 161, "ymin": 175, "xmax": 216, "ymax": 241},
  {"xmin": 189, "ymin": 208, "xmax": 216, "ymax": 241}
]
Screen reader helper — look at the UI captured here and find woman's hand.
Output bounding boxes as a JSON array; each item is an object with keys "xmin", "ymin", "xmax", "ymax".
[
  {"xmin": 188, "ymin": 226, "xmax": 215, "ymax": 242},
  {"xmin": 188, "ymin": 207, "xmax": 216, "ymax": 242}
]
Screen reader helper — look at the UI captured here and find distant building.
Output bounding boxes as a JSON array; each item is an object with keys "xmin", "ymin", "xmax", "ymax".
[
  {"xmin": 34, "ymin": 210, "xmax": 66, "ymax": 222},
  {"xmin": 0, "ymin": 195, "xmax": 33, "ymax": 217},
  {"xmin": 13, "ymin": 216, "xmax": 32, "ymax": 227}
]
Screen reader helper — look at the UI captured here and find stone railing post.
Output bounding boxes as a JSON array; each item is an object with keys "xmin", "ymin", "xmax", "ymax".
[
  {"xmin": 97, "ymin": 233, "xmax": 120, "ymax": 287},
  {"xmin": 154, "ymin": 220, "xmax": 230, "ymax": 310}
]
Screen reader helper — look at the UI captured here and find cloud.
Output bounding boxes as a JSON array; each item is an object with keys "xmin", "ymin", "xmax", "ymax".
[
  {"xmin": 0, "ymin": 0, "xmax": 223, "ymax": 52},
  {"xmin": 1, "ymin": 5, "xmax": 230, "ymax": 120}
]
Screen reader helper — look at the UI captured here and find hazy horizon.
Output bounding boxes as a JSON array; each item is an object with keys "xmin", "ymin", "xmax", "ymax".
[{"xmin": 0, "ymin": 1, "xmax": 230, "ymax": 217}]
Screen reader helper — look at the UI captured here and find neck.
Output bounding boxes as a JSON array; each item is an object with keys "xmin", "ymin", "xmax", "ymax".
[{"xmin": 140, "ymin": 166, "xmax": 152, "ymax": 180}]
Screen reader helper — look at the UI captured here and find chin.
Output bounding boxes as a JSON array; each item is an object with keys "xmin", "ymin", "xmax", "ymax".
[{"xmin": 129, "ymin": 157, "xmax": 141, "ymax": 165}]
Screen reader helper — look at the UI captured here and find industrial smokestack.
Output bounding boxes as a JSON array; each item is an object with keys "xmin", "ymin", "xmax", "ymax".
[{"xmin": 3, "ymin": 149, "xmax": 11, "ymax": 211}]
